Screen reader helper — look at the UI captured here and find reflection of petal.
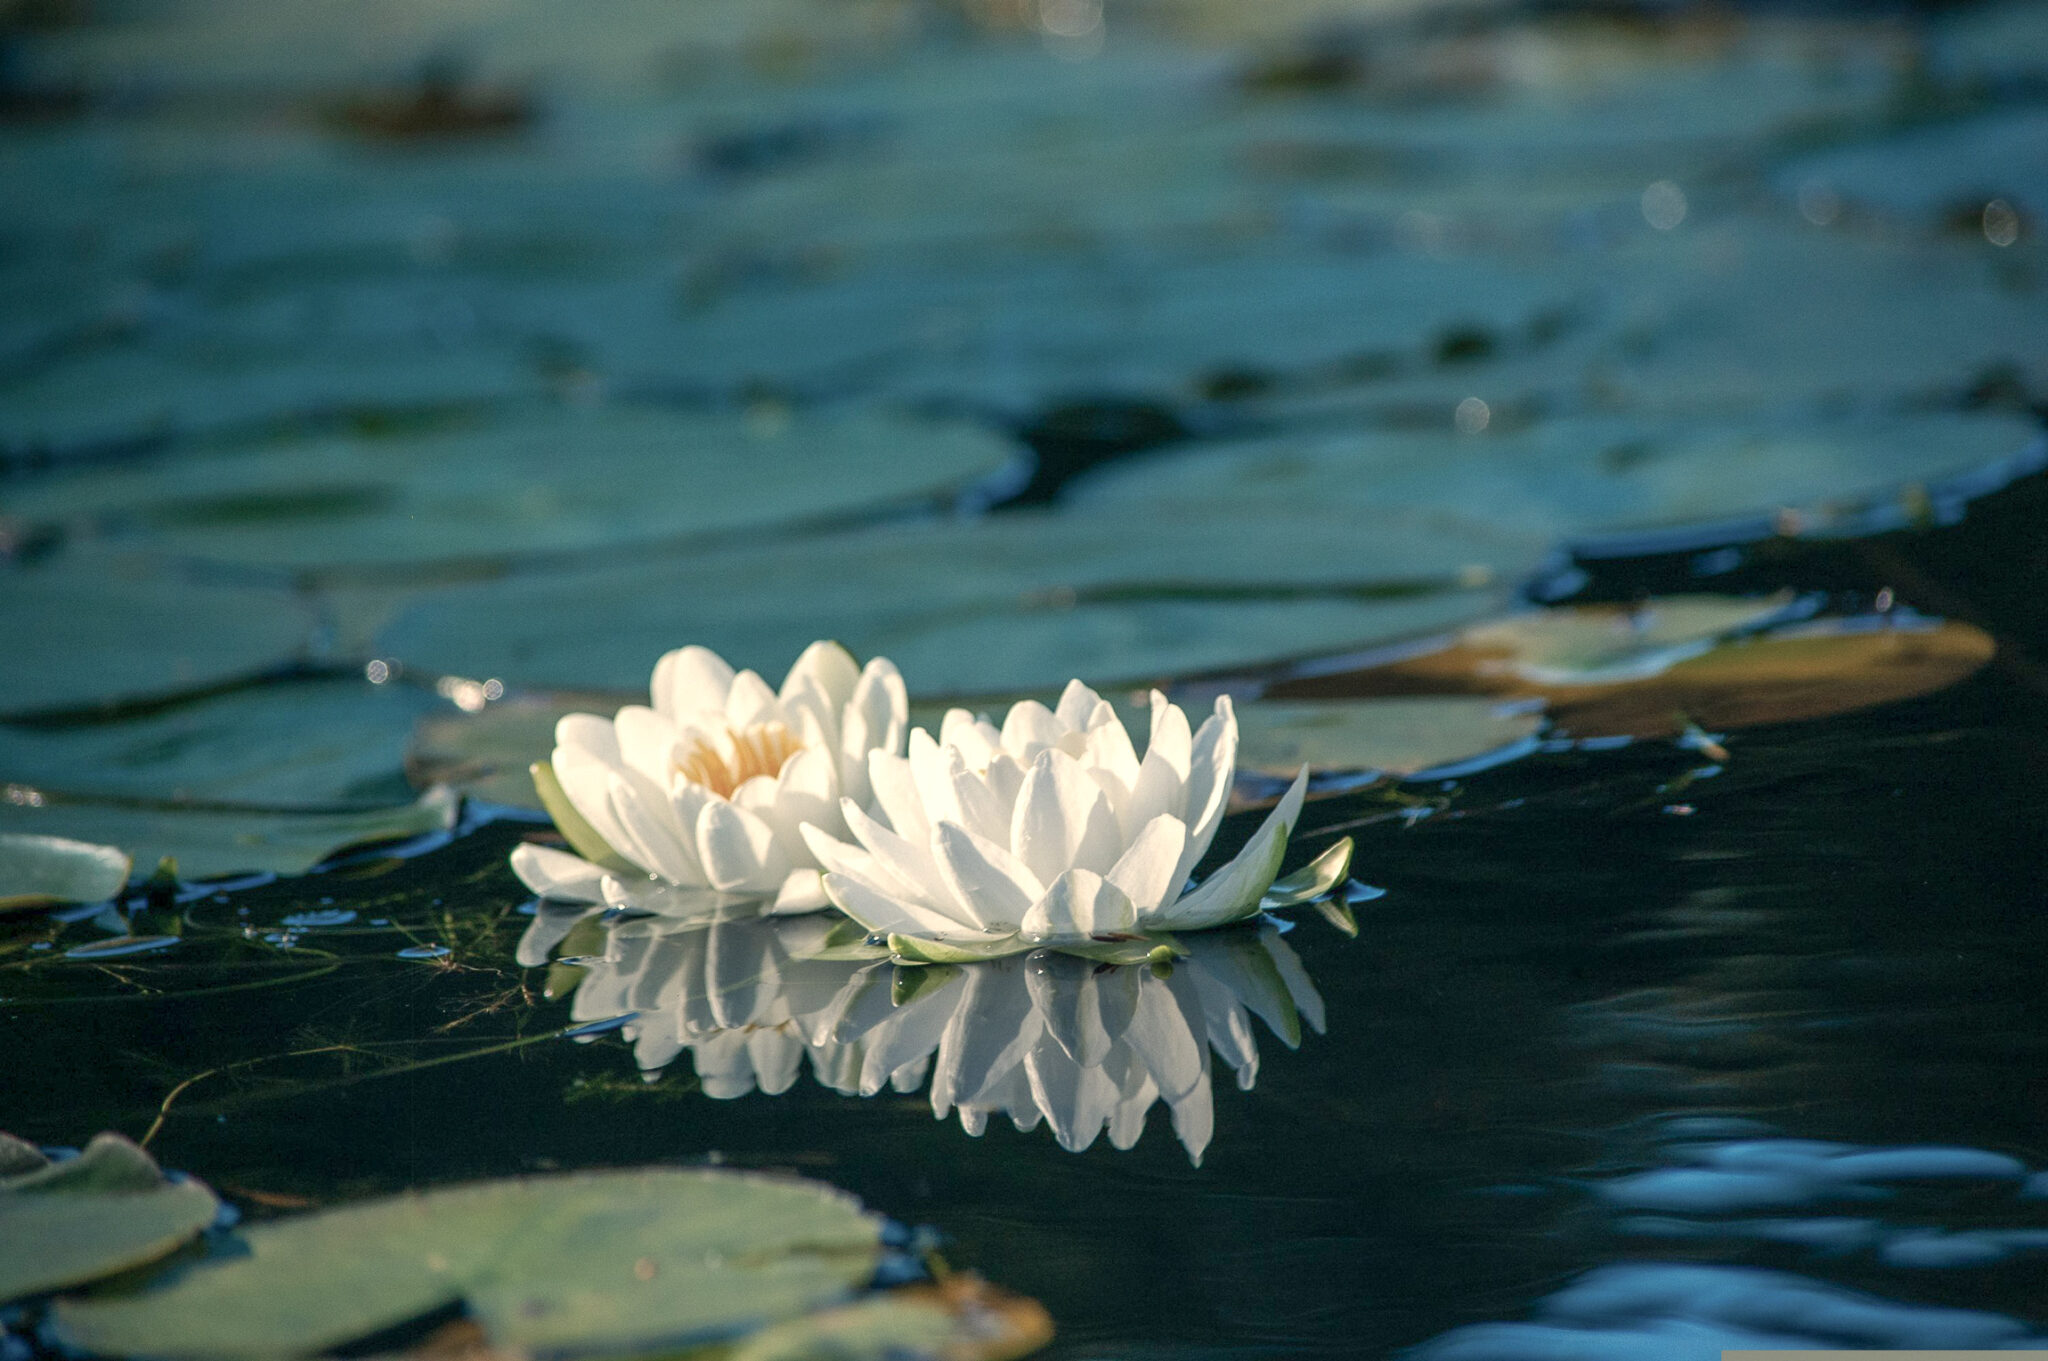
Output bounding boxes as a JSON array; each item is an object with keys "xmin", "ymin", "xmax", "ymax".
[
  {"xmin": 859, "ymin": 973, "xmax": 966, "ymax": 1097},
  {"xmin": 934, "ymin": 960, "xmax": 1041, "ymax": 1110},
  {"xmin": 1127, "ymin": 970, "xmax": 1206, "ymax": 1104},
  {"xmin": 514, "ymin": 900, "xmax": 600, "ymax": 967},
  {"xmin": 1027, "ymin": 952, "xmax": 1136, "ymax": 1068}
]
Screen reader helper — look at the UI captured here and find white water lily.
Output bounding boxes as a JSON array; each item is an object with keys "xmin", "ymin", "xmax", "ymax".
[
  {"xmin": 801, "ymin": 679, "xmax": 1348, "ymax": 962},
  {"xmin": 510, "ymin": 641, "xmax": 907, "ymax": 914}
]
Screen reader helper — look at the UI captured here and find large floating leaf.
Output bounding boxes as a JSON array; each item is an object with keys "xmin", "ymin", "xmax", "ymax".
[
  {"xmin": 0, "ymin": 1133, "xmax": 221, "ymax": 1304},
  {"xmin": 0, "ymin": 833, "xmax": 131, "ymax": 913},
  {"xmin": 726, "ymin": 1275, "xmax": 1054, "ymax": 1361},
  {"xmin": 7, "ymin": 405, "xmax": 1016, "ymax": 577},
  {"xmin": 0, "ymin": 679, "xmax": 433, "ymax": 808},
  {"xmin": 378, "ymin": 507, "xmax": 1504, "ymax": 696},
  {"xmin": 407, "ymin": 690, "xmax": 624, "ymax": 811},
  {"xmin": 54, "ymin": 1168, "xmax": 884, "ymax": 1360},
  {"xmin": 0, "ymin": 787, "xmax": 459, "ymax": 882},
  {"xmin": 1073, "ymin": 411, "xmax": 2043, "ymax": 550},
  {"xmin": 1235, "ymin": 697, "xmax": 1542, "ymax": 778},
  {"xmin": 0, "ymin": 553, "xmax": 315, "ymax": 719},
  {"xmin": 1260, "ymin": 607, "xmax": 1995, "ymax": 741}
]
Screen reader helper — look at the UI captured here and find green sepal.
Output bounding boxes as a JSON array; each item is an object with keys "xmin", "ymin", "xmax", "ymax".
[
  {"xmin": 528, "ymin": 761, "xmax": 637, "ymax": 875},
  {"xmin": 1058, "ymin": 933, "xmax": 1185, "ymax": 966},
  {"xmin": 802, "ymin": 916, "xmax": 894, "ymax": 962},
  {"xmin": 891, "ymin": 963, "xmax": 962, "ymax": 1006},
  {"xmin": 887, "ymin": 932, "xmax": 1024, "ymax": 965},
  {"xmin": 1261, "ymin": 838, "xmax": 1355, "ymax": 909}
]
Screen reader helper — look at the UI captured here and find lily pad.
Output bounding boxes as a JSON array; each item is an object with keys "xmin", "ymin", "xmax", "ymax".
[
  {"xmin": 0, "ymin": 552, "xmax": 316, "ymax": 719},
  {"xmin": 1072, "ymin": 411, "xmax": 2044, "ymax": 550},
  {"xmin": 54, "ymin": 1167, "xmax": 884, "ymax": 1360},
  {"xmin": 407, "ymin": 690, "xmax": 626, "ymax": 811},
  {"xmin": 727, "ymin": 1275, "xmax": 1054, "ymax": 1361},
  {"xmin": 0, "ymin": 786, "xmax": 460, "ymax": 882},
  {"xmin": 0, "ymin": 679, "xmax": 434, "ymax": 808},
  {"xmin": 0, "ymin": 1132, "xmax": 222, "ymax": 1304},
  {"xmin": 0, "ymin": 832, "xmax": 132, "ymax": 913},
  {"xmin": 1235, "ymin": 696, "xmax": 1544, "ymax": 778},
  {"xmin": 6, "ymin": 404, "xmax": 1018, "ymax": 578},
  {"xmin": 378, "ymin": 506, "xmax": 1506, "ymax": 696}
]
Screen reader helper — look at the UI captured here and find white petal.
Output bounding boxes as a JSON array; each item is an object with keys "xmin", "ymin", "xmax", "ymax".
[
  {"xmin": 551, "ymin": 744, "xmax": 639, "ymax": 873},
  {"xmin": 606, "ymin": 775, "xmax": 696, "ymax": 885},
  {"xmin": 509, "ymin": 843, "xmax": 609, "ymax": 904},
  {"xmin": 556, "ymin": 711, "xmax": 622, "ymax": 764},
  {"xmin": 1020, "ymin": 868, "xmax": 1137, "ymax": 944},
  {"xmin": 770, "ymin": 868, "xmax": 832, "ymax": 913},
  {"xmin": 1122, "ymin": 692, "xmax": 1190, "ymax": 841},
  {"xmin": 822, "ymin": 871, "xmax": 997, "ymax": 942},
  {"xmin": 1173, "ymin": 694, "xmax": 1240, "ymax": 889},
  {"xmin": 666, "ymin": 782, "xmax": 715, "ymax": 884},
  {"xmin": 931, "ymin": 820, "xmax": 1043, "ymax": 932},
  {"xmin": 652, "ymin": 645, "xmax": 735, "ymax": 721},
  {"xmin": 939, "ymin": 708, "xmax": 999, "ymax": 769},
  {"xmin": 695, "ymin": 799, "xmax": 789, "ymax": 894},
  {"xmin": 723, "ymin": 668, "xmax": 781, "ymax": 729},
  {"xmin": 1054, "ymin": 678, "xmax": 1103, "ymax": 731},
  {"xmin": 838, "ymin": 657, "xmax": 907, "ymax": 807},
  {"xmin": 998, "ymin": 699, "xmax": 1062, "ymax": 761},
  {"xmin": 865, "ymin": 750, "xmax": 929, "ymax": 842},
  {"xmin": 612, "ymin": 705, "xmax": 676, "ymax": 787},
  {"xmin": 983, "ymin": 752, "xmax": 1026, "ymax": 815},
  {"xmin": 1156, "ymin": 767, "xmax": 1307, "ymax": 932},
  {"xmin": 1107, "ymin": 814, "xmax": 1189, "ymax": 916},
  {"xmin": 779, "ymin": 640, "xmax": 862, "ymax": 715},
  {"xmin": 945, "ymin": 746, "xmax": 1011, "ymax": 844},
  {"xmin": 773, "ymin": 744, "xmax": 844, "ymax": 852},
  {"xmin": 1084, "ymin": 703, "xmax": 1142, "ymax": 792},
  {"xmin": 840, "ymin": 799, "xmax": 948, "ymax": 907},
  {"xmin": 1011, "ymin": 749, "xmax": 1124, "ymax": 885},
  {"xmin": 908, "ymin": 727, "xmax": 963, "ymax": 829}
]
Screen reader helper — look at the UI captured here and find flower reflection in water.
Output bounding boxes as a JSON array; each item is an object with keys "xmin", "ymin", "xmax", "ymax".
[{"xmin": 520, "ymin": 901, "xmax": 1325, "ymax": 1163}]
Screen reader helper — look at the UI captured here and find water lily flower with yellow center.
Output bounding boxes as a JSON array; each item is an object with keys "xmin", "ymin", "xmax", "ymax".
[
  {"xmin": 800, "ymin": 679, "xmax": 1351, "ymax": 963},
  {"xmin": 511, "ymin": 641, "xmax": 907, "ymax": 913}
]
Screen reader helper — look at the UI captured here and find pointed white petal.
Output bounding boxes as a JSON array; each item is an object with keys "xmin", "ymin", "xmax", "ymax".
[
  {"xmin": 779, "ymin": 640, "xmax": 861, "ymax": 714},
  {"xmin": 1122, "ymin": 692, "xmax": 1190, "ymax": 840},
  {"xmin": 1156, "ymin": 767, "xmax": 1307, "ymax": 931},
  {"xmin": 939, "ymin": 708, "xmax": 1000, "ymax": 770},
  {"xmin": 838, "ymin": 657, "xmax": 907, "ymax": 807},
  {"xmin": 555, "ymin": 711, "xmax": 622, "ymax": 764},
  {"xmin": 605, "ymin": 775, "xmax": 696, "ymax": 885},
  {"xmin": 1128, "ymin": 970, "xmax": 1206, "ymax": 1101},
  {"xmin": 931, "ymin": 820, "xmax": 1043, "ymax": 932},
  {"xmin": 998, "ymin": 699, "xmax": 1062, "ymax": 761},
  {"xmin": 723, "ymin": 668, "xmax": 781, "ymax": 729},
  {"xmin": 865, "ymin": 750, "xmax": 929, "ymax": 842},
  {"xmin": 946, "ymin": 746, "xmax": 1011, "ymax": 844},
  {"xmin": 1084, "ymin": 703, "xmax": 1142, "ymax": 790},
  {"xmin": 509, "ymin": 843, "xmax": 609, "ymax": 904},
  {"xmin": 551, "ymin": 745, "xmax": 639, "ymax": 874},
  {"xmin": 822, "ymin": 872, "xmax": 993, "ymax": 942},
  {"xmin": 1020, "ymin": 868, "xmax": 1138, "ymax": 944},
  {"xmin": 1011, "ymin": 749, "xmax": 1124, "ymax": 886},
  {"xmin": 908, "ymin": 727, "xmax": 963, "ymax": 829},
  {"xmin": 695, "ymin": 798, "xmax": 789, "ymax": 894},
  {"xmin": 612, "ymin": 705, "xmax": 677, "ymax": 787},
  {"xmin": 1107, "ymin": 814, "xmax": 1189, "ymax": 916},
  {"xmin": 1174, "ymin": 694, "xmax": 1240, "ymax": 888},
  {"xmin": 770, "ymin": 868, "xmax": 832, "ymax": 914},
  {"xmin": 841, "ymin": 799, "xmax": 949, "ymax": 907},
  {"xmin": 1054, "ymin": 678, "xmax": 1102, "ymax": 730},
  {"xmin": 652, "ymin": 645, "xmax": 736, "ymax": 720}
]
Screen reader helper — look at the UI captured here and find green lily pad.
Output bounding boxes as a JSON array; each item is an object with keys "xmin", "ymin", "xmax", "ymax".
[
  {"xmin": 0, "ymin": 1132, "xmax": 222, "ymax": 1305},
  {"xmin": 54, "ymin": 1167, "xmax": 884, "ymax": 1360},
  {"xmin": 0, "ymin": 679, "xmax": 434, "ymax": 808},
  {"xmin": 0, "ymin": 787, "xmax": 459, "ymax": 882},
  {"xmin": 0, "ymin": 552, "xmax": 315, "ymax": 720},
  {"xmin": 378, "ymin": 506, "xmax": 1505, "ymax": 696},
  {"xmin": 0, "ymin": 832, "xmax": 132, "ymax": 913},
  {"xmin": 0, "ymin": 1133, "xmax": 45, "ymax": 1179},
  {"xmin": 1073, "ymin": 410, "xmax": 2044, "ymax": 550},
  {"xmin": 726, "ymin": 1275, "xmax": 1054, "ymax": 1361},
  {"xmin": 1235, "ymin": 696, "xmax": 1543, "ymax": 778},
  {"xmin": 7, "ymin": 405, "xmax": 1016, "ymax": 577},
  {"xmin": 407, "ymin": 690, "xmax": 626, "ymax": 812}
]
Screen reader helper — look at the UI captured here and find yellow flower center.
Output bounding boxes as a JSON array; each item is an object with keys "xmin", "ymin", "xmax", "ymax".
[{"xmin": 673, "ymin": 721, "xmax": 804, "ymax": 799}]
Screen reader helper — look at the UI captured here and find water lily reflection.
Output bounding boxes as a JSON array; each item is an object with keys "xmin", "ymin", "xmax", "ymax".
[{"xmin": 522, "ymin": 905, "xmax": 1325, "ymax": 1163}]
